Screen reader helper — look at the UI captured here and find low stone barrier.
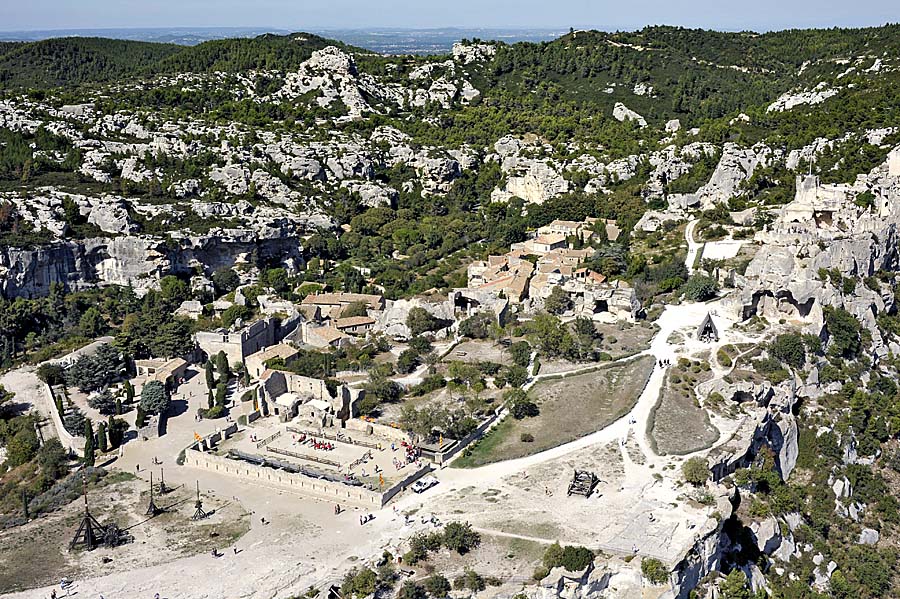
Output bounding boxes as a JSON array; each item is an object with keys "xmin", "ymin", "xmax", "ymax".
[
  {"xmin": 183, "ymin": 447, "xmax": 431, "ymax": 509},
  {"xmin": 44, "ymin": 384, "xmax": 84, "ymax": 456}
]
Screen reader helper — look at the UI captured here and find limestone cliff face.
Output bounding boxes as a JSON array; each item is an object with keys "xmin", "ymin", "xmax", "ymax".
[{"xmin": 0, "ymin": 233, "xmax": 305, "ymax": 298}]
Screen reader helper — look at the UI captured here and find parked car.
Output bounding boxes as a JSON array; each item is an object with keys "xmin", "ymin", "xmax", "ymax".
[{"xmin": 410, "ymin": 476, "xmax": 439, "ymax": 493}]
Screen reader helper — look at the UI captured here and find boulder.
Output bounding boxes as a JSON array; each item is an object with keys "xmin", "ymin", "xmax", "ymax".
[
  {"xmin": 858, "ymin": 528, "xmax": 879, "ymax": 545},
  {"xmin": 612, "ymin": 103, "xmax": 647, "ymax": 127},
  {"xmin": 749, "ymin": 517, "xmax": 782, "ymax": 555}
]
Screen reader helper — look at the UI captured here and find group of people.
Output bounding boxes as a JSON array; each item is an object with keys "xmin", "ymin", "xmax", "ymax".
[
  {"xmin": 657, "ymin": 358, "xmax": 672, "ymax": 368},
  {"xmin": 359, "ymin": 513, "xmax": 374, "ymax": 525},
  {"xmin": 292, "ymin": 433, "xmax": 335, "ymax": 451},
  {"xmin": 391, "ymin": 441, "xmax": 420, "ymax": 471}
]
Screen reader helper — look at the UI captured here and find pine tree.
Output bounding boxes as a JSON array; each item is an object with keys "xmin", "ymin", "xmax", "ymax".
[
  {"xmin": 83, "ymin": 419, "xmax": 96, "ymax": 467},
  {"xmin": 97, "ymin": 422, "xmax": 108, "ymax": 453}
]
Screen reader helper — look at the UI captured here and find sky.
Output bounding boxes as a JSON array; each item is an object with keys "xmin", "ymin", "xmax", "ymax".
[{"xmin": 0, "ymin": 0, "xmax": 896, "ymax": 32}]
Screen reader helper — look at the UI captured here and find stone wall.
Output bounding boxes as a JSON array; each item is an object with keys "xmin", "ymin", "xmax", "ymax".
[
  {"xmin": 345, "ymin": 418, "xmax": 412, "ymax": 444},
  {"xmin": 43, "ymin": 384, "xmax": 84, "ymax": 456},
  {"xmin": 184, "ymin": 449, "xmax": 384, "ymax": 508}
]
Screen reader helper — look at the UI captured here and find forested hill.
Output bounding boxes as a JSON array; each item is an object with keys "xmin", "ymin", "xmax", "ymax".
[
  {"xmin": 0, "ymin": 38, "xmax": 182, "ymax": 88},
  {"xmin": 0, "ymin": 32, "xmax": 368, "ymax": 89},
  {"xmin": 151, "ymin": 32, "xmax": 369, "ymax": 73},
  {"xmin": 0, "ymin": 24, "xmax": 897, "ymax": 121},
  {"xmin": 473, "ymin": 24, "xmax": 900, "ymax": 122}
]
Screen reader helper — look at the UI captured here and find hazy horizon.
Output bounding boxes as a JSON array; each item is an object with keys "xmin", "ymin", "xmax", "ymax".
[{"xmin": 0, "ymin": 0, "xmax": 896, "ymax": 34}]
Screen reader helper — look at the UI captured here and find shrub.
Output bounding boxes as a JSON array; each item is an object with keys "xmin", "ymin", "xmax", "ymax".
[
  {"xmin": 682, "ymin": 457, "xmax": 709, "ymax": 486},
  {"xmin": 508, "ymin": 341, "xmax": 532, "ymax": 368},
  {"xmin": 453, "ymin": 569, "xmax": 485, "ymax": 592},
  {"xmin": 424, "ymin": 575, "xmax": 451, "ymax": 598},
  {"xmin": 542, "ymin": 543, "xmax": 594, "ymax": 572},
  {"xmin": 824, "ymin": 306, "xmax": 861, "ymax": 357},
  {"xmin": 459, "ymin": 312, "xmax": 494, "ymax": 339},
  {"xmin": 770, "ymin": 333, "xmax": 806, "ymax": 369},
  {"xmin": 716, "ymin": 348, "xmax": 732, "ymax": 368},
  {"xmin": 398, "ymin": 581, "xmax": 425, "ymax": 599},
  {"xmin": 442, "ymin": 521, "xmax": 481, "ymax": 554},
  {"xmin": 641, "ymin": 558, "xmax": 669, "ymax": 585},
  {"xmin": 341, "ymin": 568, "xmax": 377, "ymax": 599},
  {"xmin": 200, "ymin": 405, "xmax": 226, "ymax": 419},
  {"xmin": 520, "ymin": 432, "xmax": 535, "ymax": 443},
  {"xmin": 682, "ymin": 275, "xmax": 719, "ymax": 302},
  {"xmin": 35, "ymin": 363, "xmax": 65, "ymax": 386}
]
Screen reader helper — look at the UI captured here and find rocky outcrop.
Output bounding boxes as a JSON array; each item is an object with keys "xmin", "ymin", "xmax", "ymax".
[
  {"xmin": 452, "ymin": 42, "xmax": 497, "ymax": 64},
  {"xmin": 341, "ymin": 181, "xmax": 398, "ymax": 208},
  {"xmin": 696, "ymin": 143, "xmax": 773, "ymax": 209},
  {"xmin": 375, "ymin": 298, "xmax": 454, "ymax": 340},
  {"xmin": 612, "ymin": 103, "xmax": 647, "ymax": 127},
  {"xmin": 767, "ymin": 82, "xmax": 840, "ymax": 113}
]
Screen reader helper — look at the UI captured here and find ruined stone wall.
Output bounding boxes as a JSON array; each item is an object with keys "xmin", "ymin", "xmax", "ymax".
[{"xmin": 183, "ymin": 448, "xmax": 384, "ymax": 508}]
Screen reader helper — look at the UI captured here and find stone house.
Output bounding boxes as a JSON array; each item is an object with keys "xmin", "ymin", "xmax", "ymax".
[
  {"xmin": 245, "ymin": 343, "xmax": 300, "ymax": 379},
  {"xmin": 333, "ymin": 316, "xmax": 376, "ymax": 336}
]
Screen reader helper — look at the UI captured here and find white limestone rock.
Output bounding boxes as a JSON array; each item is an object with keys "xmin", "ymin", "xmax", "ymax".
[
  {"xmin": 341, "ymin": 180, "xmax": 398, "ymax": 208},
  {"xmin": 612, "ymin": 103, "xmax": 647, "ymax": 127},
  {"xmin": 767, "ymin": 82, "xmax": 840, "ymax": 113},
  {"xmin": 858, "ymin": 528, "xmax": 879, "ymax": 545},
  {"xmin": 452, "ymin": 42, "xmax": 497, "ymax": 64}
]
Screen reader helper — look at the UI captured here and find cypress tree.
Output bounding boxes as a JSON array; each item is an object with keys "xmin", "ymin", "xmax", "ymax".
[
  {"xmin": 205, "ymin": 361, "xmax": 215, "ymax": 389},
  {"xmin": 97, "ymin": 422, "xmax": 108, "ymax": 453},
  {"xmin": 83, "ymin": 419, "xmax": 95, "ymax": 467},
  {"xmin": 207, "ymin": 388, "xmax": 214, "ymax": 409}
]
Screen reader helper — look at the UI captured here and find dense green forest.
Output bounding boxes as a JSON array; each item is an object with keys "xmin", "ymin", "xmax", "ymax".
[
  {"xmin": 0, "ymin": 32, "xmax": 366, "ymax": 88},
  {"xmin": 0, "ymin": 37, "xmax": 181, "ymax": 87}
]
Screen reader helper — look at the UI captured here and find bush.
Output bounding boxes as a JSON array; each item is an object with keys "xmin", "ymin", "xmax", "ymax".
[
  {"xmin": 453, "ymin": 569, "xmax": 485, "ymax": 592},
  {"xmin": 542, "ymin": 543, "xmax": 594, "ymax": 572},
  {"xmin": 716, "ymin": 348, "xmax": 732, "ymax": 368},
  {"xmin": 508, "ymin": 341, "xmax": 532, "ymax": 368},
  {"xmin": 504, "ymin": 388, "xmax": 537, "ymax": 418},
  {"xmin": 682, "ymin": 275, "xmax": 719, "ymax": 302},
  {"xmin": 200, "ymin": 405, "xmax": 226, "ymax": 419},
  {"xmin": 396, "ymin": 349, "xmax": 420, "ymax": 374},
  {"xmin": 682, "ymin": 457, "xmax": 710, "ymax": 486},
  {"xmin": 520, "ymin": 432, "xmax": 535, "ymax": 443},
  {"xmin": 424, "ymin": 574, "xmax": 451, "ymax": 598},
  {"xmin": 407, "ymin": 307, "xmax": 446, "ymax": 336},
  {"xmin": 341, "ymin": 568, "xmax": 377, "ymax": 599},
  {"xmin": 824, "ymin": 306, "xmax": 861, "ymax": 357},
  {"xmin": 641, "ymin": 558, "xmax": 669, "ymax": 585},
  {"xmin": 459, "ymin": 312, "xmax": 494, "ymax": 339},
  {"xmin": 398, "ymin": 581, "xmax": 424, "ymax": 599},
  {"xmin": 35, "ymin": 363, "xmax": 65, "ymax": 386},
  {"xmin": 544, "ymin": 286, "xmax": 574, "ymax": 314},
  {"xmin": 770, "ymin": 333, "xmax": 806, "ymax": 369},
  {"xmin": 442, "ymin": 521, "xmax": 481, "ymax": 554}
]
